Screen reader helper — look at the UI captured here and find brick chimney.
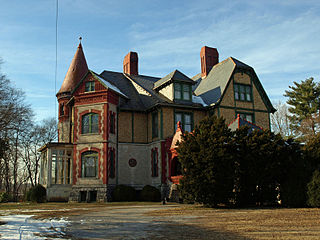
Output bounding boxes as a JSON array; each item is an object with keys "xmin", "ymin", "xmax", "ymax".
[
  {"xmin": 200, "ymin": 46, "xmax": 219, "ymax": 78},
  {"xmin": 123, "ymin": 52, "xmax": 138, "ymax": 75}
]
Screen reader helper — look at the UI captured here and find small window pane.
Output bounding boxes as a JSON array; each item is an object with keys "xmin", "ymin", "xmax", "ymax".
[
  {"xmin": 183, "ymin": 84, "xmax": 190, "ymax": 100},
  {"xmin": 175, "ymin": 84, "xmax": 181, "ymax": 99},
  {"xmin": 235, "ymin": 92, "xmax": 239, "ymax": 100},
  {"xmin": 184, "ymin": 124, "xmax": 192, "ymax": 132},
  {"xmin": 246, "ymin": 115, "xmax": 253, "ymax": 122},
  {"xmin": 184, "ymin": 114, "xmax": 191, "ymax": 124},
  {"xmin": 82, "ymin": 115, "xmax": 89, "ymax": 134},
  {"xmin": 91, "ymin": 114, "xmax": 99, "ymax": 133}
]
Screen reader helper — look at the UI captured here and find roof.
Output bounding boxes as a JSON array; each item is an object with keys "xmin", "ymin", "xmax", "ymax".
[
  {"xmin": 228, "ymin": 115, "xmax": 263, "ymax": 133},
  {"xmin": 153, "ymin": 69, "xmax": 195, "ymax": 90},
  {"xmin": 57, "ymin": 43, "xmax": 88, "ymax": 96},
  {"xmin": 99, "ymin": 71, "xmax": 205, "ymax": 111},
  {"xmin": 194, "ymin": 57, "xmax": 275, "ymax": 113}
]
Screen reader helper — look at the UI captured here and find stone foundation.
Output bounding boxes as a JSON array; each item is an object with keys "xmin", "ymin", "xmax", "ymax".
[{"xmin": 69, "ymin": 184, "xmax": 109, "ymax": 202}]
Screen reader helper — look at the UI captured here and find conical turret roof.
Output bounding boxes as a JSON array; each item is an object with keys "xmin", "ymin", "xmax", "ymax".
[{"xmin": 57, "ymin": 43, "xmax": 88, "ymax": 96}]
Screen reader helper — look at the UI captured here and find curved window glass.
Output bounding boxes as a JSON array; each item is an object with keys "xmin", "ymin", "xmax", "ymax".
[
  {"xmin": 81, "ymin": 151, "xmax": 98, "ymax": 178},
  {"xmin": 82, "ymin": 113, "xmax": 99, "ymax": 134}
]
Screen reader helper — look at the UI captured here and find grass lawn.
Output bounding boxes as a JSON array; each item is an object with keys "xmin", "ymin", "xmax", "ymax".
[
  {"xmin": 1, "ymin": 202, "xmax": 320, "ymax": 239},
  {"xmin": 148, "ymin": 205, "xmax": 320, "ymax": 240}
]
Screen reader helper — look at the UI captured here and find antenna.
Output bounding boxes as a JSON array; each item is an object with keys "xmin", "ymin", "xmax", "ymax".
[{"xmin": 54, "ymin": 0, "xmax": 59, "ymax": 118}]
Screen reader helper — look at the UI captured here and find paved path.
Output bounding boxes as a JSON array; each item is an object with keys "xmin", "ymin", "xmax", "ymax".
[{"xmin": 65, "ymin": 204, "xmax": 197, "ymax": 240}]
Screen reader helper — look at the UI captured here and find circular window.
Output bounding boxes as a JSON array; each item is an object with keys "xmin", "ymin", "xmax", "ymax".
[{"xmin": 128, "ymin": 158, "xmax": 137, "ymax": 167}]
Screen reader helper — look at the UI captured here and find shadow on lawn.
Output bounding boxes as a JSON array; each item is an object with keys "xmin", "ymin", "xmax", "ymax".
[{"xmin": 64, "ymin": 217, "xmax": 250, "ymax": 240}]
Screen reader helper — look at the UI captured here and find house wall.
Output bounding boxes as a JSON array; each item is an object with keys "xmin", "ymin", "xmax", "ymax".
[
  {"xmin": 218, "ymin": 71, "xmax": 270, "ymax": 129},
  {"xmin": 159, "ymin": 84, "xmax": 174, "ymax": 101},
  {"xmin": 118, "ymin": 142, "xmax": 162, "ymax": 189}
]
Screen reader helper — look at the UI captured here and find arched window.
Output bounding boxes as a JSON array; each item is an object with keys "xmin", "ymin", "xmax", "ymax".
[
  {"xmin": 81, "ymin": 151, "xmax": 98, "ymax": 177},
  {"xmin": 82, "ymin": 113, "xmax": 99, "ymax": 134}
]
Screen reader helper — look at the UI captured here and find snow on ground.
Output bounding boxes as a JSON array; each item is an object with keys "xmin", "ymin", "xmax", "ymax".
[{"xmin": 0, "ymin": 215, "xmax": 69, "ymax": 240}]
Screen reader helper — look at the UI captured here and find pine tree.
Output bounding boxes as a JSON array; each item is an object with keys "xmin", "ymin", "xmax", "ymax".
[
  {"xmin": 177, "ymin": 116, "xmax": 235, "ymax": 206},
  {"xmin": 284, "ymin": 77, "xmax": 320, "ymax": 140}
]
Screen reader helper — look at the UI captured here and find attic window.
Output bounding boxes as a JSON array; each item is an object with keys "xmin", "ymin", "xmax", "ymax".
[
  {"xmin": 234, "ymin": 83, "xmax": 252, "ymax": 102},
  {"xmin": 174, "ymin": 83, "xmax": 191, "ymax": 101},
  {"xmin": 85, "ymin": 81, "xmax": 95, "ymax": 92}
]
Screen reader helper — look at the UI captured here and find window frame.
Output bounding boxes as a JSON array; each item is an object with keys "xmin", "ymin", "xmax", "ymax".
[
  {"xmin": 81, "ymin": 151, "xmax": 98, "ymax": 178},
  {"xmin": 234, "ymin": 83, "xmax": 252, "ymax": 102},
  {"xmin": 81, "ymin": 113, "xmax": 99, "ymax": 134},
  {"xmin": 174, "ymin": 82, "xmax": 192, "ymax": 101},
  {"xmin": 85, "ymin": 81, "xmax": 95, "ymax": 92},
  {"xmin": 236, "ymin": 112, "xmax": 255, "ymax": 123},
  {"xmin": 174, "ymin": 111, "xmax": 193, "ymax": 132}
]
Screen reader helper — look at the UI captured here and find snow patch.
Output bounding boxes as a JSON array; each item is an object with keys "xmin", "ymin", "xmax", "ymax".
[
  {"xmin": 0, "ymin": 215, "xmax": 69, "ymax": 240},
  {"xmin": 192, "ymin": 95, "xmax": 207, "ymax": 106}
]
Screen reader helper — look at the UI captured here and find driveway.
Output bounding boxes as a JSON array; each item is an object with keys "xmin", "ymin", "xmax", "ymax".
[{"xmin": 65, "ymin": 204, "xmax": 198, "ymax": 240}]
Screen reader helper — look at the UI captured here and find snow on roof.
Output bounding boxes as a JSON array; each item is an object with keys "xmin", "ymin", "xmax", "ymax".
[
  {"xmin": 93, "ymin": 73, "xmax": 128, "ymax": 98},
  {"xmin": 192, "ymin": 95, "xmax": 208, "ymax": 106}
]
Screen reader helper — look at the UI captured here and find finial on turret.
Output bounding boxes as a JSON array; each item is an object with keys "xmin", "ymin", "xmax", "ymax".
[{"xmin": 79, "ymin": 37, "xmax": 82, "ymax": 43}]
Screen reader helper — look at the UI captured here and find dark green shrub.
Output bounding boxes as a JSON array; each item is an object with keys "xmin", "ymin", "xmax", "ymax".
[
  {"xmin": 28, "ymin": 185, "xmax": 46, "ymax": 203},
  {"xmin": 307, "ymin": 170, "xmax": 320, "ymax": 207},
  {"xmin": 140, "ymin": 185, "xmax": 161, "ymax": 202},
  {"xmin": 112, "ymin": 185, "xmax": 136, "ymax": 201},
  {"xmin": 0, "ymin": 192, "xmax": 11, "ymax": 203}
]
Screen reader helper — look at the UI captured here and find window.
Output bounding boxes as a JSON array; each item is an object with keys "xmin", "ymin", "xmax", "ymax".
[
  {"xmin": 175, "ymin": 112, "xmax": 193, "ymax": 132},
  {"xmin": 81, "ymin": 151, "xmax": 98, "ymax": 178},
  {"xmin": 174, "ymin": 83, "xmax": 191, "ymax": 101},
  {"xmin": 82, "ymin": 113, "xmax": 99, "ymax": 134},
  {"xmin": 234, "ymin": 83, "xmax": 252, "ymax": 102},
  {"xmin": 109, "ymin": 149, "xmax": 115, "ymax": 179},
  {"xmin": 237, "ymin": 112, "xmax": 254, "ymax": 123},
  {"xmin": 85, "ymin": 81, "xmax": 95, "ymax": 92},
  {"xmin": 110, "ymin": 112, "xmax": 115, "ymax": 134},
  {"xmin": 151, "ymin": 148, "xmax": 158, "ymax": 177},
  {"xmin": 152, "ymin": 111, "xmax": 158, "ymax": 138},
  {"xmin": 59, "ymin": 103, "xmax": 64, "ymax": 116}
]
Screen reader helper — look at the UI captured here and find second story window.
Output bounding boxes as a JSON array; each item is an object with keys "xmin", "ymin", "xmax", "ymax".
[
  {"xmin": 234, "ymin": 83, "xmax": 252, "ymax": 102},
  {"xmin": 85, "ymin": 81, "xmax": 95, "ymax": 92},
  {"xmin": 174, "ymin": 83, "xmax": 191, "ymax": 101},
  {"xmin": 82, "ymin": 113, "xmax": 99, "ymax": 134},
  {"xmin": 152, "ymin": 111, "xmax": 158, "ymax": 138},
  {"xmin": 109, "ymin": 112, "xmax": 115, "ymax": 134},
  {"xmin": 175, "ymin": 112, "xmax": 193, "ymax": 132}
]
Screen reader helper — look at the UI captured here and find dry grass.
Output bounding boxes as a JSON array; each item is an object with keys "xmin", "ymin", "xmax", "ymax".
[{"xmin": 148, "ymin": 205, "xmax": 320, "ymax": 239}]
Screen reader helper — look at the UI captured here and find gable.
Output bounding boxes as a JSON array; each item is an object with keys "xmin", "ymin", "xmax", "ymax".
[{"xmin": 72, "ymin": 72, "xmax": 107, "ymax": 96}]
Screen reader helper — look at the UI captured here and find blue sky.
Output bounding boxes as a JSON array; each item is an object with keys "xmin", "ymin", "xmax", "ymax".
[{"xmin": 0, "ymin": 0, "xmax": 319, "ymax": 121}]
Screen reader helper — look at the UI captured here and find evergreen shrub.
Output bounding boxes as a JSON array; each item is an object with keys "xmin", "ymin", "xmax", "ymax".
[
  {"xmin": 140, "ymin": 185, "xmax": 161, "ymax": 202},
  {"xmin": 27, "ymin": 184, "xmax": 46, "ymax": 203},
  {"xmin": 0, "ymin": 192, "xmax": 11, "ymax": 203},
  {"xmin": 307, "ymin": 170, "xmax": 320, "ymax": 207},
  {"xmin": 112, "ymin": 185, "xmax": 136, "ymax": 201}
]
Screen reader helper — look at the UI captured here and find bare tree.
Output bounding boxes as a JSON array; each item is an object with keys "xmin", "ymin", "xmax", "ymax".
[{"xmin": 270, "ymin": 101, "xmax": 293, "ymax": 139}]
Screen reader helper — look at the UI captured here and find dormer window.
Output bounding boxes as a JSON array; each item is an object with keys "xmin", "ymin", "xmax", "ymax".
[
  {"xmin": 174, "ymin": 83, "xmax": 191, "ymax": 101},
  {"xmin": 85, "ymin": 81, "xmax": 95, "ymax": 92}
]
